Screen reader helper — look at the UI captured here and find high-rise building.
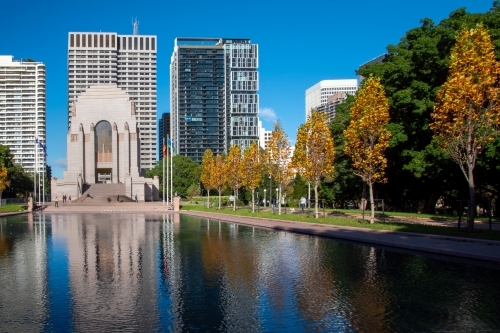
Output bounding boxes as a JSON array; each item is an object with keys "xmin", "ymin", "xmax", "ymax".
[
  {"xmin": 68, "ymin": 30, "xmax": 157, "ymax": 173},
  {"xmin": 305, "ymin": 79, "xmax": 357, "ymax": 120},
  {"xmin": 170, "ymin": 38, "xmax": 259, "ymax": 163},
  {"xmin": 0, "ymin": 55, "xmax": 46, "ymax": 172},
  {"xmin": 158, "ymin": 112, "xmax": 170, "ymax": 159},
  {"xmin": 258, "ymin": 120, "xmax": 272, "ymax": 150},
  {"xmin": 316, "ymin": 92, "xmax": 348, "ymax": 123}
]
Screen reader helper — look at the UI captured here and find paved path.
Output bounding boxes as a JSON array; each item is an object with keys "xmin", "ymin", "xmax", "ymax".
[{"xmin": 182, "ymin": 211, "xmax": 500, "ymax": 264}]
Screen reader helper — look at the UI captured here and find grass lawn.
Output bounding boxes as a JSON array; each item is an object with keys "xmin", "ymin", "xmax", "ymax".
[
  {"xmin": 0, "ymin": 204, "xmax": 28, "ymax": 213},
  {"xmin": 181, "ymin": 204, "xmax": 500, "ymax": 241}
]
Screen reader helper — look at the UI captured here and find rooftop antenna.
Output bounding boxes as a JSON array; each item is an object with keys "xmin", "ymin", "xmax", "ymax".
[{"xmin": 132, "ymin": 18, "xmax": 139, "ymax": 35}]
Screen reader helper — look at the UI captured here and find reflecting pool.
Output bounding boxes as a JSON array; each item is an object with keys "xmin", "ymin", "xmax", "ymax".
[{"xmin": 1, "ymin": 213, "xmax": 499, "ymax": 332}]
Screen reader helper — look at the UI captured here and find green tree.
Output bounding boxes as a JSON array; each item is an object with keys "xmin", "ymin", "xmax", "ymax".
[
  {"xmin": 147, "ymin": 155, "xmax": 201, "ymax": 198},
  {"xmin": 357, "ymin": 3, "xmax": 500, "ymax": 212}
]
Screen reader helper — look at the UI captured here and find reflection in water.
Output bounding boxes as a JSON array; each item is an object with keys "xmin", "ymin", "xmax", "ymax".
[{"xmin": 0, "ymin": 213, "xmax": 499, "ymax": 332}]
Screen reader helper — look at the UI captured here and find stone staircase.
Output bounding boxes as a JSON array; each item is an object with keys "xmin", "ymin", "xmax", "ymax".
[{"xmin": 73, "ymin": 183, "xmax": 135, "ymax": 204}]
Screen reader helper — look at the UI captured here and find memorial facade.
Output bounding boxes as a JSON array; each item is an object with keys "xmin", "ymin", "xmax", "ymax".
[{"xmin": 51, "ymin": 85, "xmax": 159, "ymax": 201}]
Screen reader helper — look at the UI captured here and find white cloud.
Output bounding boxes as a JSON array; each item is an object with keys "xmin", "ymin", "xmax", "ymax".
[
  {"xmin": 51, "ymin": 158, "xmax": 67, "ymax": 169},
  {"xmin": 259, "ymin": 107, "xmax": 278, "ymax": 123}
]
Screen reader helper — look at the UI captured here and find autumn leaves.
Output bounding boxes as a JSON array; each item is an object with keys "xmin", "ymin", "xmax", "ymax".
[{"xmin": 200, "ymin": 24, "xmax": 498, "ymax": 223}]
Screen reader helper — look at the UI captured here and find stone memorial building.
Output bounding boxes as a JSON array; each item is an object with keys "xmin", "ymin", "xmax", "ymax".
[{"xmin": 51, "ymin": 85, "xmax": 159, "ymax": 202}]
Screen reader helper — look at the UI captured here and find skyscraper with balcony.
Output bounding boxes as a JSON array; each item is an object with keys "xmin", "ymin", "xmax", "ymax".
[
  {"xmin": 0, "ymin": 55, "xmax": 46, "ymax": 172},
  {"xmin": 170, "ymin": 38, "xmax": 259, "ymax": 163},
  {"xmin": 68, "ymin": 30, "xmax": 157, "ymax": 173}
]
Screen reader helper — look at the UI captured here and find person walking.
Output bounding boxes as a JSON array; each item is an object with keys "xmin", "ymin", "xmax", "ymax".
[
  {"xmin": 55, "ymin": 196, "xmax": 59, "ymax": 207},
  {"xmin": 68, "ymin": 195, "xmax": 72, "ymax": 204},
  {"xmin": 271, "ymin": 195, "xmax": 276, "ymax": 213},
  {"xmin": 300, "ymin": 196, "xmax": 306, "ymax": 213},
  {"xmin": 117, "ymin": 193, "xmax": 120, "ymax": 202},
  {"xmin": 135, "ymin": 194, "xmax": 138, "ymax": 202}
]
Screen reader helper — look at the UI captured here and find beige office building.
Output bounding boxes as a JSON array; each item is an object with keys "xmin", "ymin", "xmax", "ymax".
[{"xmin": 68, "ymin": 31, "xmax": 157, "ymax": 173}]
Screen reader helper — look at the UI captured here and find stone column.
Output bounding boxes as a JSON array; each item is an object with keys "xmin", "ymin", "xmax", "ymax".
[
  {"xmin": 89, "ymin": 124, "xmax": 95, "ymax": 184},
  {"xmin": 78, "ymin": 124, "xmax": 84, "ymax": 181},
  {"xmin": 130, "ymin": 132, "xmax": 139, "ymax": 177},
  {"xmin": 124, "ymin": 123, "xmax": 130, "ymax": 176},
  {"xmin": 112, "ymin": 122, "xmax": 118, "ymax": 183}
]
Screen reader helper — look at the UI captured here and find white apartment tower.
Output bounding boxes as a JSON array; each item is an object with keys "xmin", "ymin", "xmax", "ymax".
[
  {"xmin": 68, "ymin": 30, "xmax": 157, "ymax": 173},
  {"xmin": 305, "ymin": 79, "xmax": 358, "ymax": 120},
  {"xmin": 0, "ymin": 55, "xmax": 46, "ymax": 172}
]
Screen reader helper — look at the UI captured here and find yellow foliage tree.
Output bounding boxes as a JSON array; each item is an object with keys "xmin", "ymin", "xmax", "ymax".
[
  {"xmin": 225, "ymin": 145, "xmax": 244, "ymax": 211},
  {"xmin": 242, "ymin": 141, "xmax": 262, "ymax": 213},
  {"xmin": 0, "ymin": 167, "xmax": 10, "ymax": 207},
  {"xmin": 200, "ymin": 149, "xmax": 215, "ymax": 208},
  {"xmin": 293, "ymin": 111, "xmax": 335, "ymax": 218},
  {"xmin": 264, "ymin": 121, "xmax": 293, "ymax": 215},
  {"xmin": 431, "ymin": 24, "xmax": 500, "ymax": 232},
  {"xmin": 212, "ymin": 154, "xmax": 227, "ymax": 209},
  {"xmin": 344, "ymin": 76, "xmax": 391, "ymax": 224}
]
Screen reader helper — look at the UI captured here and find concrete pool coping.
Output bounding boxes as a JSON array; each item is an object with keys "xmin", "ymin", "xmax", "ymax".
[{"xmin": 16, "ymin": 204, "xmax": 500, "ymax": 264}]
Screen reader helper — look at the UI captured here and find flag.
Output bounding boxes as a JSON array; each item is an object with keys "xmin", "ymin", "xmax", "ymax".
[
  {"xmin": 163, "ymin": 143, "xmax": 167, "ymax": 159},
  {"xmin": 167, "ymin": 139, "xmax": 177, "ymax": 153}
]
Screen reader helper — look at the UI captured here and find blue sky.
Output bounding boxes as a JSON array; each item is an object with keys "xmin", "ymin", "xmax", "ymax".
[{"xmin": 1, "ymin": 0, "xmax": 494, "ymax": 178}]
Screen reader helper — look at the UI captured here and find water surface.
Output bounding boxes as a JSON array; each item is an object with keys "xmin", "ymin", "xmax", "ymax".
[{"xmin": 0, "ymin": 213, "xmax": 499, "ymax": 332}]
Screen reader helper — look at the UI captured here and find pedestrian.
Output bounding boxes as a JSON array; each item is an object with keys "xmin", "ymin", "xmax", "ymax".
[
  {"xmin": 55, "ymin": 196, "xmax": 59, "ymax": 207},
  {"xmin": 300, "ymin": 196, "xmax": 306, "ymax": 213},
  {"xmin": 229, "ymin": 195, "xmax": 234, "ymax": 207},
  {"xmin": 135, "ymin": 194, "xmax": 138, "ymax": 202},
  {"xmin": 117, "ymin": 193, "xmax": 120, "ymax": 202},
  {"xmin": 271, "ymin": 195, "xmax": 276, "ymax": 213},
  {"xmin": 68, "ymin": 195, "xmax": 72, "ymax": 204}
]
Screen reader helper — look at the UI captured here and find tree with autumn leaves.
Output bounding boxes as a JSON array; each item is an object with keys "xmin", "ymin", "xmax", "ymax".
[
  {"xmin": 265, "ymin": 121, "xmax": 294, "ymax": 215},
  {"xmin": 0, "ymin": 167, "xmax": 10, "ymax": 207},
  {"xmin": 242, "ymin": 141, "xmax": 262, "ymax": 213},
  {"xmin": 200, "ymin": 149, "xmax": 215, "ymax": 208},
  {"xmin": 225, "ymin": 145, "xmax": 244, "ymax": 211},
  {"xmin": 431, "ymin": 24, "xmax": 500, "ymax": 232},
  {"xmin": 293, "ymin": 111, "xmax": 335, "ymax": 218},
  {"xmin": 344, "ymin": 76, "xmax": 391, "ymax": 224}
]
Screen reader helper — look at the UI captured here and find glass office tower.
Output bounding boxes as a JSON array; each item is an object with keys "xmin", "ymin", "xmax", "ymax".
[{"xmin": 170, "ymin": 38, "xmax": 259, "ymax": 163}]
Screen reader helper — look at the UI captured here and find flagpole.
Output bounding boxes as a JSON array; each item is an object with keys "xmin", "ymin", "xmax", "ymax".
[
  {"xmin": 34, "ymin": 138, "xmax": 37, "ymax": 204},
  {"xmin": 170, "ymin": 138, "xmax": 173, "ymax": 208},
  {"xmin": 163, "ymin": 137, "xmax": 165, "ymax": 205},
  {"xmin": 166, "ymin": 135, "xmax": 169, "ymax": 207}
]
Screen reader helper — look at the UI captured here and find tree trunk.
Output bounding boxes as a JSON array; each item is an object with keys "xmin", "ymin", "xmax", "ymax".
[
  {"xmin": 278, "ymin": 186, "xmax": 282, "ymax": 215},
  {"xmin": 467, "ymin": 165, "xmax": 476, "ymax": 232},
  {"xmin": 252, "ymin": 189, "xmax": 255, "ymax": 213},
  {"xmin": 314, "ymin": 183, "xmax": 319, "ymax": 218},
  {"xmin": 233, "ymin": 187, "xmax": 236, "ymax": 211},
  {"xmin": 422, "ymin": 191, "xmax": 440, "ymax": 214},
  {"xmin": 218, "ymin": 188, "xmax": 222, "ymax": 210},
  {"xmin": 361, "ymin": 183, "xmax": 367, "ymax": 210},
  {"xmin": 369, "ymin": 182, "xmax": 375, "ymax": 224}
]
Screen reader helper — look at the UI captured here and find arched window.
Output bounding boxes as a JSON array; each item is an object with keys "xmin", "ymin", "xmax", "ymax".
[{"xmin": 95, "ymin": 121, "xmax": 112, "ymax": 162}]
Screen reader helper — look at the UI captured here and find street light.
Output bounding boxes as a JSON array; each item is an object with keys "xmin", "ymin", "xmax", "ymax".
[{"xmin": 264, "ymin": 189, "xmax": 266, "ymax": 207}]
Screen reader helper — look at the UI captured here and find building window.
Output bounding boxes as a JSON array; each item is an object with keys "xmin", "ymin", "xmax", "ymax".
[
  {"xmin": 112, "ymin": 35, "xmax": 115, "ymax": 48},
  {"xmin": 100, "ymin": 34, "xmax": 104, "ymax": 47},
  {"xmin": 134, "ymin": 37, "xmax": 138, "ymax": 50},
  {"xmin": 76, "ymin": 34, "xmax": 80, "ymax": 47},
  {"xmin": 70, "ymin": 34, "xmax": 74, "ymax": 47},
  {"xmin": 82, "ymin": 34, "xmax": 86, "ymax": 47},
  {"xmin": 106, "ymin": 35, "xmax": 109, "ymax": 48}
]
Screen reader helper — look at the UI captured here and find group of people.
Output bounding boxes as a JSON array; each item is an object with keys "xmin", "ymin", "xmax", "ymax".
[{"xmin": 54, "ymin": 194, "xmax": 71, "ymax": 207}]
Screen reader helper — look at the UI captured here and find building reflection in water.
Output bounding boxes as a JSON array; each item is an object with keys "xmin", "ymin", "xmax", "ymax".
[{"xmin": 1, "ymin": 212, "xmax": 500, "ymax": 332}]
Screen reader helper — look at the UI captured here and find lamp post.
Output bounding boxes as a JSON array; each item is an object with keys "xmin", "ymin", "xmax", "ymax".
[
  {"xmin": 264, "ymin": 189, "xmax": 266, "ymax": 208},
  {"xmin": 269, "ymin": 174, "xmax": 272, "ymax": 205}
]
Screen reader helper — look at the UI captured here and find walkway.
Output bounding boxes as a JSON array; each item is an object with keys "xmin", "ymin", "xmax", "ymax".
[{"xmin": 182, "ymin": 211, "xmax": 500, "ymax": 264}]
